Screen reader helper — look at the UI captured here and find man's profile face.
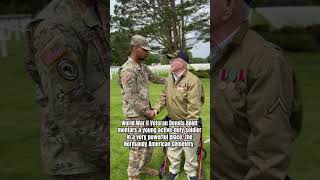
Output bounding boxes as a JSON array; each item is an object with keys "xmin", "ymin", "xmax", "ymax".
[
  {"xmin": 137, "ymin": 47, "xmax": 149, "ymax": 60},
  {"xmin": 170, "ymin": 58, "xmax": 184, "ymax": 72},
  {"xmin": 212, "ymin": 0, "xmax": 230, "ymax": 27}
]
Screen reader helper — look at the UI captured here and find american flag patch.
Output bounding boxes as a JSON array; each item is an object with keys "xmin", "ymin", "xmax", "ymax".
[
  {"xmin": 121, "ymin": 73, "xmax": 133, "ymax": 84},
  {"xmin": 40, "ymin": 46, "xmax": 67, "ymax": 65}
]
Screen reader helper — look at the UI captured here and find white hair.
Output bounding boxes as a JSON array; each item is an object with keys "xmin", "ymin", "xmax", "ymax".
[{"xmin": 182, "ymin": 61, "xmax": 188, "ymax": 69}]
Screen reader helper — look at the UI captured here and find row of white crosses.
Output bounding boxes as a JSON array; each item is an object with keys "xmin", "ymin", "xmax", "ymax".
[
  {"xmin": 110, "ymin": 63, "xmax": 210, "ymax": 80},
  {"xmin": 0, "ymin": 14, "xmax": 32, "ymax": 58}
]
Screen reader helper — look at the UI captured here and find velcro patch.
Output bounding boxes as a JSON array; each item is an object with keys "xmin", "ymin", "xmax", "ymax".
[
  {"xmin": 39, "ymin": 35, "xmax": 67, "ymax": 65},
  {"xmin": 121, "ymin": 74, "xmax": 133, "ymax": 84},
  {"xmin": 57, "ymin": 59, "xmax": 78, "ymax": 81}
]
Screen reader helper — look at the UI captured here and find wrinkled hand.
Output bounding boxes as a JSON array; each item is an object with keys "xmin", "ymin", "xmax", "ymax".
[{"xmin": 147, "ymin": 109, "xmax": 156, "ymax": 119}]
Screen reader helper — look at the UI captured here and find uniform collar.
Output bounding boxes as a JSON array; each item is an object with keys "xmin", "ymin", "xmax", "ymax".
[
  {"xmin": 172, "ymin": 69, "xmax": 188, "ymax": 84},
  {"xmin": 229, "ymin": 21, "xmax": 249, "ymax": 47},
  {"xmin": 34, "ymin": 0, "xmax": 61, "ymax": 21},
  {"xmin": 34, "ymin": 0, "xmax": 102, "ymax": 28},
  {"xmin": 218, "ymin": 27, "xmax": 240, "ymax": 50},
  {"xmin": 128, "ymin": 57, "xmax": 142, "ymax": 70},
  {"xmin": 79, "ymin": 1, "xmax": 101, "ymax": 28},
  {"xmin": 211, "ymin": 27, "xmax": 240, "ymax": 64},
  {"xmin": 210, "ymin": 22, "xmax": 250, "ymax": 73},
  {"xmin": 173, "ymin": 69, "xmax": 186, "ymax": 81},
  {"xmin": 83, "ymin": 7, "xmax": 100, "ymax": 27}
]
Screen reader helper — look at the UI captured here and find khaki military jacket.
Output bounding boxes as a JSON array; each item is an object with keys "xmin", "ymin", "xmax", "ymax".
[
  {"xmin": 154, "ymin": 70, "xmax": 205, "ymax": 120},
  {"xmin": 119, "ymin": 58, "xmax": 165, "ymax": 118},
  {"xmin": 25, "ymin": 0, "xmax": 109, "ymax": 175},
  {"xmin": 211, "ymin": 23, "xmax": 302, "ymax": 180}
]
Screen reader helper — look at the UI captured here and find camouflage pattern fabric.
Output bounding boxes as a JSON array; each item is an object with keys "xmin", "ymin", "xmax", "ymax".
[
  {"xmin": 119, "ymin": 58, "xmax": 165, "ymax": 118},
  {"xmin": 25, "ymin": 0, "xmax": 109, "ymax": 175},
  {"xmin": 127, "ymin": 146, "xmax": 153, "ymax": 177},
  {"xmin": 119, "ymin": 57, "xmax": 164, "ymax": 177}
]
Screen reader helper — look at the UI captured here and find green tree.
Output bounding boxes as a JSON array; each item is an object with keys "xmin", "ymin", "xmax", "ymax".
[
  {"xmin": 110, "ymin": 31, "xmax": 131, "ymax": 66},
  {"xmin": 112, "ymin": 0, "xmax": 209, "ymax": 56},
  {"xmin": 145, "ymin": 53, "xmax": 161, "ymax": 65}
]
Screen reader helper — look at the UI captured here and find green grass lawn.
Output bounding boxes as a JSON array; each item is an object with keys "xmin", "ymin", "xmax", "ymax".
[
  {"xmin": 287, "ymin": 52, "xmax": 320, "ymax": 180},
  {"xmin": 110, "ymin": 78, "xmax": 210, "ymax": 180},
  {"xmin": 1, "ymin": 40, "xmax": 320, "ymax": 180},
  {"xmin": 0, "ymin": 40, "xmax": 46, "ymax": 179}
]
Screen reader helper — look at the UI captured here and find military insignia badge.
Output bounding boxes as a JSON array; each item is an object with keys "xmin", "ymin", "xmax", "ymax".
[
  {"xmin": 178, "ymin": 83, "xmax": 184, "ymax": 91},
  {"xmin": 39, "ymin": 35, "xmax": 68, "ymax": 66},
  {"xmin": 40, "ymin": 46, "xmax": 67, "ymax": 65},
  {"xmin": 57, "ymin": 59, "xmax": 78, "ymax": 81},
  {"xmin": 183, "ymin": 83, "xmax": 188, "ymax": 90},
  {"xmin": 228, "ymin": 69, "xmax": 237, "ymax": 81},
  {"xmin": 121, "ymin": 73, "xmax": 133, "ymax": 84},
  {"xmin": 238, "ymin": 69, "xmax": 246, "ymax": 81},
  {"xmin": 183, "ymin": 83, "xmax": 188, "ymax": 97},
  {"xmin": 268, "ymin": 97, "xmax": 287, "ymax": 113},
  {"xmin": 220, "ymin": 68, "xmax": 246, "ymax": 81},
  {"xmin": 219, "ymin": 68, "xmax": 228, "ymax": 80}
]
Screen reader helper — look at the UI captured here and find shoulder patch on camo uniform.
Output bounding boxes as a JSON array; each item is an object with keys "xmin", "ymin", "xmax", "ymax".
[
  {"xmin": 121, "ymin": 73, "xmax": 133, "ymax": 84},
  {"xmin": 57, "ymin": 59, "xmax": 78, "ymax": 81},
  {"xmin": 39, "ymin": 35, "xmax": 68, "ymax": 66}
]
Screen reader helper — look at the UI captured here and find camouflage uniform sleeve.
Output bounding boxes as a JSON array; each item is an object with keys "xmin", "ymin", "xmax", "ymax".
[
  {"xmin": 153, "ymin": 78, "xmax": 168, "ymax": 113},
  {"xmin": 25, "ymin": 24, "xmax": 41, "ymax": 85},
  {"xmin": 186, "ymin": 78, "xmax": 204, "ymax": 120},
  {"xmin": 244, "ymin": 51, "xmax": 294, "ymax": 180},
  {"xmin": 25, "ymin": 23, "xmax": 47, "ymax": 106},
  {"xmin": 33, "ymin": 22, "xmax": 105, "ymax": 153},
  {"xmin": 145, "ymin": 66, "xmax": 166, "ymax": 84},
  {"xmin": 120, "ymin": 69, "xmax": 150, "ymax": 117}
]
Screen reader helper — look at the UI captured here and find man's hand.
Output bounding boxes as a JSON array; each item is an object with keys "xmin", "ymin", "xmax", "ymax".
[
  {"xmin": 147, "ymin": 109, "xmax": 156, "ymax": 119},
  {"xmin": 153, "ymin": 109, "xmax": 158, "ymax": 115}
]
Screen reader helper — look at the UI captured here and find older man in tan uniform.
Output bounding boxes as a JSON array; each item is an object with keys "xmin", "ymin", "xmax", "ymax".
[
  {"xmin": 211, "ymin": 0, "xmax": 303, "ymax": 180},
  {"xmin": 153, "ymin": 50, "xmax": 205, "ymax": 180}
]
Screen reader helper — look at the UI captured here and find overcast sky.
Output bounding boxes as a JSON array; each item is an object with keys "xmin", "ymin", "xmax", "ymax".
[{"xmin": 110, "ymin": 0, "xmax": 210, "ymax": 58}]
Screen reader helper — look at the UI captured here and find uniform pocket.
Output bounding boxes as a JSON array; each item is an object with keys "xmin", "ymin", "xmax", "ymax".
[
  {"xmin": 219, "ymin": 81, "xmax": 249, "ymax": 148},
  {"xmin": 85, "ymin": 45, "xmax": 107, "ymax": 91},
  {"xmin": 224, "ymin": 81, "xmax": 246, "ymax": 106}
]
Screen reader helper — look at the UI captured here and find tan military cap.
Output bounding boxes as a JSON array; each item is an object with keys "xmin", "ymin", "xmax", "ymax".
[{"xmin": 130, "ymin": 35, "xmax": 152, "ymax": 51}]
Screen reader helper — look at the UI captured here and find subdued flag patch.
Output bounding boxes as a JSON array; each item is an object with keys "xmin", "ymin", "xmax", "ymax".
[
  {"xmin": 40, "ymin": 46, "xmax": 67, "ymax": 65},
  {"xmin": 121, "ymin": 73, "xmax": 133, "ymax": 84}
]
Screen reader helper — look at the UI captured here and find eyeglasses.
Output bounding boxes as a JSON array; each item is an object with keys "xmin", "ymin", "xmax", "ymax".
[{"xmin": 140, "ymin": 47, "xmax": 149, "ymax": 52}]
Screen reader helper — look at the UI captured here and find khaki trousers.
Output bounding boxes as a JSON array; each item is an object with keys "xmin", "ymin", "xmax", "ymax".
[{"xmin": 167, "ymin": 132, "xmax": 200, "ymax": 177}]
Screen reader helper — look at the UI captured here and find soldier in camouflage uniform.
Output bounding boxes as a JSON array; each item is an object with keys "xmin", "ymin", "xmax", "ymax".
[
  {"xmin": 119, "ymin": 35, "xmax": 166, "ymax": 180},
  {"xmin": 153, "ymin": 50, "xmax": 205, "ymax": 180},
  {"xmin": 24, "ymin": 0, "xmax": 109, "ymax": 179},
  {"xmin": 210, "ymin": 1, "xmax": 303, "ymax": 180}
]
